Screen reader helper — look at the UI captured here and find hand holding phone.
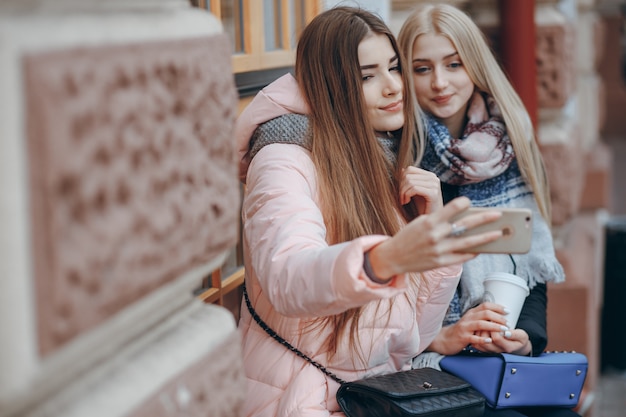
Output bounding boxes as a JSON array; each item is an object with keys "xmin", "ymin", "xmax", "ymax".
[{"xmin": 450, "ymin": 207, "xmax": 533, "ymax": 254}]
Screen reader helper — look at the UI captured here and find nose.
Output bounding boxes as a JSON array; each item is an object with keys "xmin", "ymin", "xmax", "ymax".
[
  {"xmin": 383, "ymin": 73, "xmax": 402, "ymax": 97},
  {"xmin": 431, "ymin": 68, "xmax": 448, "ymax": 90}
]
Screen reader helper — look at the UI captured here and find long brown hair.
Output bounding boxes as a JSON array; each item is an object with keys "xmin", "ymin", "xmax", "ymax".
[{"xmin": 295, "ymin": 7, "xmax": 419, "ymax": 363}]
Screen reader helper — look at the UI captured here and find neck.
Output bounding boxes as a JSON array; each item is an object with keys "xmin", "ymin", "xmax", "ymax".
[
  {"xmin": 375, "ymin": 129, "xmax": 399, "ymax": 139},
  {"xmin": 441, "ymin": 103, "xmax": 470, "ymax": 139}
]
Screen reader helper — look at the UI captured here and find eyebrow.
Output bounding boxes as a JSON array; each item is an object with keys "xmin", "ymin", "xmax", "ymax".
[
  {"xmin": 360, "ymin": 55, "xmax": 399, "ymax": 70},
  {"xmin": 412, "ymin": 51, "xmax": 459, "ymax": 63}
]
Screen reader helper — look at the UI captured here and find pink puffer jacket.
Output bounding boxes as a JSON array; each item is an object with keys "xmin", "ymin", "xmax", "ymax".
[{"xmin": 237, "ymin": 74, "xmax": 462, "ymax": 417}]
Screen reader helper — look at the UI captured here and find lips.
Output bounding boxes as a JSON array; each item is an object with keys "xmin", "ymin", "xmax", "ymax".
[
  {"xmin": 432, "ymin": 95, "xmax": 452, "ymax": 104},
  {"xmin": 381, "ymin": 100, "xmax": 403, "ymax": 111}
]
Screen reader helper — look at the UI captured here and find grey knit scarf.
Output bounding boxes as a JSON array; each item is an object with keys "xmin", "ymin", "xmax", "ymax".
[
  {"xmin": 249, "ymin": 113, "xmax": 399, "ymax": 166},
  {"xmin": 249, "ymin": 114, "xmax": 313, "ymax": 160}
]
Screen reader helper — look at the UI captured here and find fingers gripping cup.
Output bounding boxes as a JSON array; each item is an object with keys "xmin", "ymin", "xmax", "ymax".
[{"xmin": 483, "ymin": 272, "xmax": 530, "ymax": 329}]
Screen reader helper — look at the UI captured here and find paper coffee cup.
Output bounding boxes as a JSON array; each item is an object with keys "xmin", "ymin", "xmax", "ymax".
[{"xmin": 483, "ymin": 272, "xmax": 530, "ymax": 329}]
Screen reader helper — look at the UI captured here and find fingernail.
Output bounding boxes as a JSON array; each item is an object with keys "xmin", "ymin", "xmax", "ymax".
[
  {"xmin": 484, "ymin": 337, "xmax": 492, "ymax": 343},
  {"xmin": 500, "ymin": 325, "xmax": 509, "ymax": 332},
  {"xmin": 504, "ymin": 330, "xmax": 512, "ymax": 338},
  {"xmin": 503, "ymin": 308, "xmax": 511, "ymax": 315}
]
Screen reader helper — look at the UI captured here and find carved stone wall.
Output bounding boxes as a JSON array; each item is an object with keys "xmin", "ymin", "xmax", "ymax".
[
  {"xmin": 0, "ymin": 3, "xmax": 245, "ymax": 417},
  {"xmin": 25, "ymin": 303, "xmax": 246, "ymax": 417},
  {"xmin": 24, "ymin": 36, "xmax": 238, "ymax": 356},
  {"xmin": 537, "ymin": 24, "xmax": 576, "ymax": 108},
  {"xmin": 130, "ymin": 326, "xmax": 246, "ymax": 417}
]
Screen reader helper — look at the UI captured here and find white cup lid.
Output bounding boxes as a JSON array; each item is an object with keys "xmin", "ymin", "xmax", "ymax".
[{"xmin": 484, "ymin": 272, "xmax": 530, "ymax": 295}]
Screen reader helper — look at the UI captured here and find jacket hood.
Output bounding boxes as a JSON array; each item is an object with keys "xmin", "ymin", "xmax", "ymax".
[{"xmin": 235, "ymin": 73, "xmax": 309, "ymax": 182}]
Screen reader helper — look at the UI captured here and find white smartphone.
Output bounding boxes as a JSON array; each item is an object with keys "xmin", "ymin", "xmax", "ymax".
[{"xmin": 450, "ymin": 207, "xmax": 533, "ymax": 254}]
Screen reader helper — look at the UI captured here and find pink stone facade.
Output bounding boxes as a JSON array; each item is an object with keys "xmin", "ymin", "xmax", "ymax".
[
  {"xmin": 23, "ymin": 36, "xmax": 240, "ymax": 356},
  {"xmin": 536, "ymin": 24, "xmax": 575, "ymax": 108},
  {"xmin": 0, "ymin": 7, "xmax": 245, "ymax": 416},
  {"xmin": 550, "ymin": 212, "xmax": 607, "ymax": 392},
  {"xmin": 542, "ymin": 141, "xmax": 587, "ymax": 227},
  {"xmin": 129, "ymin": 332, "xmax": 246, "ymax": 417}
]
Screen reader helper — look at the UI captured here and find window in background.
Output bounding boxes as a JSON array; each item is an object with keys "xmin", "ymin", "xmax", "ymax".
[{"xmin": 263, "ymin": 0, "xmax": 282, "ymax": 51}]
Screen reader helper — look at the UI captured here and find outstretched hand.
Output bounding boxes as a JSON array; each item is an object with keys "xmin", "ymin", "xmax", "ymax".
[{"xmin": 367, "ymin": 197, "xmax": 503, "ymax": 278}]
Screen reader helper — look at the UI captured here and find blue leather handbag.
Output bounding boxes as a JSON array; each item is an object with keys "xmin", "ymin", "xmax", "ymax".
[{"xmin": 439, "ymin": 350, "xmax": 588, "ymax": 409}]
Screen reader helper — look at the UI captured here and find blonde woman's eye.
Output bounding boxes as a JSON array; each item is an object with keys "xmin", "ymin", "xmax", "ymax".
[
  {"xmin": 390, "ymin": 65, "xmax": 401, "ymax": 73},
  {"xmin": 413, "ymin": 66, "xmax": 429, "ymax": 74},
  {"xmin": 449, "ymin": 62, "xmax": 463, "ymax": 69}
]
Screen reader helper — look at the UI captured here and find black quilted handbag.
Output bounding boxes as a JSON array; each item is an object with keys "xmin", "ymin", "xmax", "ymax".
[
  {"xmin": 244, "ymin": 287, "xmax": 485, "ymax": 416},
  {"xmin": 336, "ymin": 367, "xmax": 485, "ymax": 417}
]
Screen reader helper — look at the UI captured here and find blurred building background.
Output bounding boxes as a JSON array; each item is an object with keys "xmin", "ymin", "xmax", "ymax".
[{"xmin": 0, "ymin": 0, "xmax": 624, "ymax": 416}]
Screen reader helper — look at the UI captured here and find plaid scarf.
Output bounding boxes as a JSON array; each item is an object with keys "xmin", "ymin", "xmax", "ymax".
[
  {"xmin": 413, "ymin": 94, "xmax": 565, "ymax": 371},
  {"xmin": 421, "ymin": 93, "xmax": 514, "ymax": 186},
  {"xmin": 420, "ymin": 93, "xmax": 565, "ymax": 321}
]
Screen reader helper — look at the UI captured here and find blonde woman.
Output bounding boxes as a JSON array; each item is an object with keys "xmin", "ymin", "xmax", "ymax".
[{"xmin": 398, "ymin": 4, "xmax": 575, "ymax": 417}]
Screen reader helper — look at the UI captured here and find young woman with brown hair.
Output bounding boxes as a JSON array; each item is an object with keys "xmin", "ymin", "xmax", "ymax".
[{"xmin": 236, "ymin": 6, "xmax": 503, "ymax": 416}]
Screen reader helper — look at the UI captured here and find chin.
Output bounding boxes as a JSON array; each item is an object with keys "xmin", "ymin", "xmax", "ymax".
[
  {"xmin": 375, "ymin": 120, "xmax": 404, "ymax": 133},
  {"xmin": 430, "ymin": 106, "xmax": 462, "ymax": 121}
]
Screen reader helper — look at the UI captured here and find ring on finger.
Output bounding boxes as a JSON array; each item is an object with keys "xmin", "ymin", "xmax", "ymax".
[{"xmin": 448, "ymin": 223, "xmax": 467, "ymax": 237}]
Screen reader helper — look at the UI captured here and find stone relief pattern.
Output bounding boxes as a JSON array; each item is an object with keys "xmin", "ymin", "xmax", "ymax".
[
  {"xmin": 23, "ymin": 35, "xmax": 239, "ymax": 355},
  {"xmin": 536, "ymin": 25, "xmax": 575, "ymax": 108},
  {"xmin": 542, "ymin": 141, "xmax": 586, "ymax": 226},
  {"xmin": 130, "ymin": 332, "xmax": 246, "ymax": 417}
]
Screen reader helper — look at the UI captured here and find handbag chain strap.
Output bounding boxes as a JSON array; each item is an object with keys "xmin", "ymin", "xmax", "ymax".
[{"xmin": 243, "ymin": 285, "xmax": 346, "ymax": 385}]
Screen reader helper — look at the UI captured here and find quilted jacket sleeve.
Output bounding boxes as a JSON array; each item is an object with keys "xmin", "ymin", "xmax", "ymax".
[
  {"xmin": 243, "ymin": 143, "xmax": 409, "ymax": 317},
  {"xmin": 414, "ymin": 267, "xmax": 462, "ymax": 353}
]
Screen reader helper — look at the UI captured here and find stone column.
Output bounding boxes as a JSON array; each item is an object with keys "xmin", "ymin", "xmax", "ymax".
[
  {"xmin": 538, "ymin": 0, "xmax": 609, "ymax": 400},
  {"xmin": 0, "ymin": 1, "xmax": 245, "ymax": 416}
]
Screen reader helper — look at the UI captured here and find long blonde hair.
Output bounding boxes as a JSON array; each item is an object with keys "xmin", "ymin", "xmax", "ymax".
[
  {"xmin": 295, "ymin": 6, "xmax": 419, "ymax": 362},
  {"xmin": 398, "ymin": 3, "xmax": 552, "ymax": 222}
]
